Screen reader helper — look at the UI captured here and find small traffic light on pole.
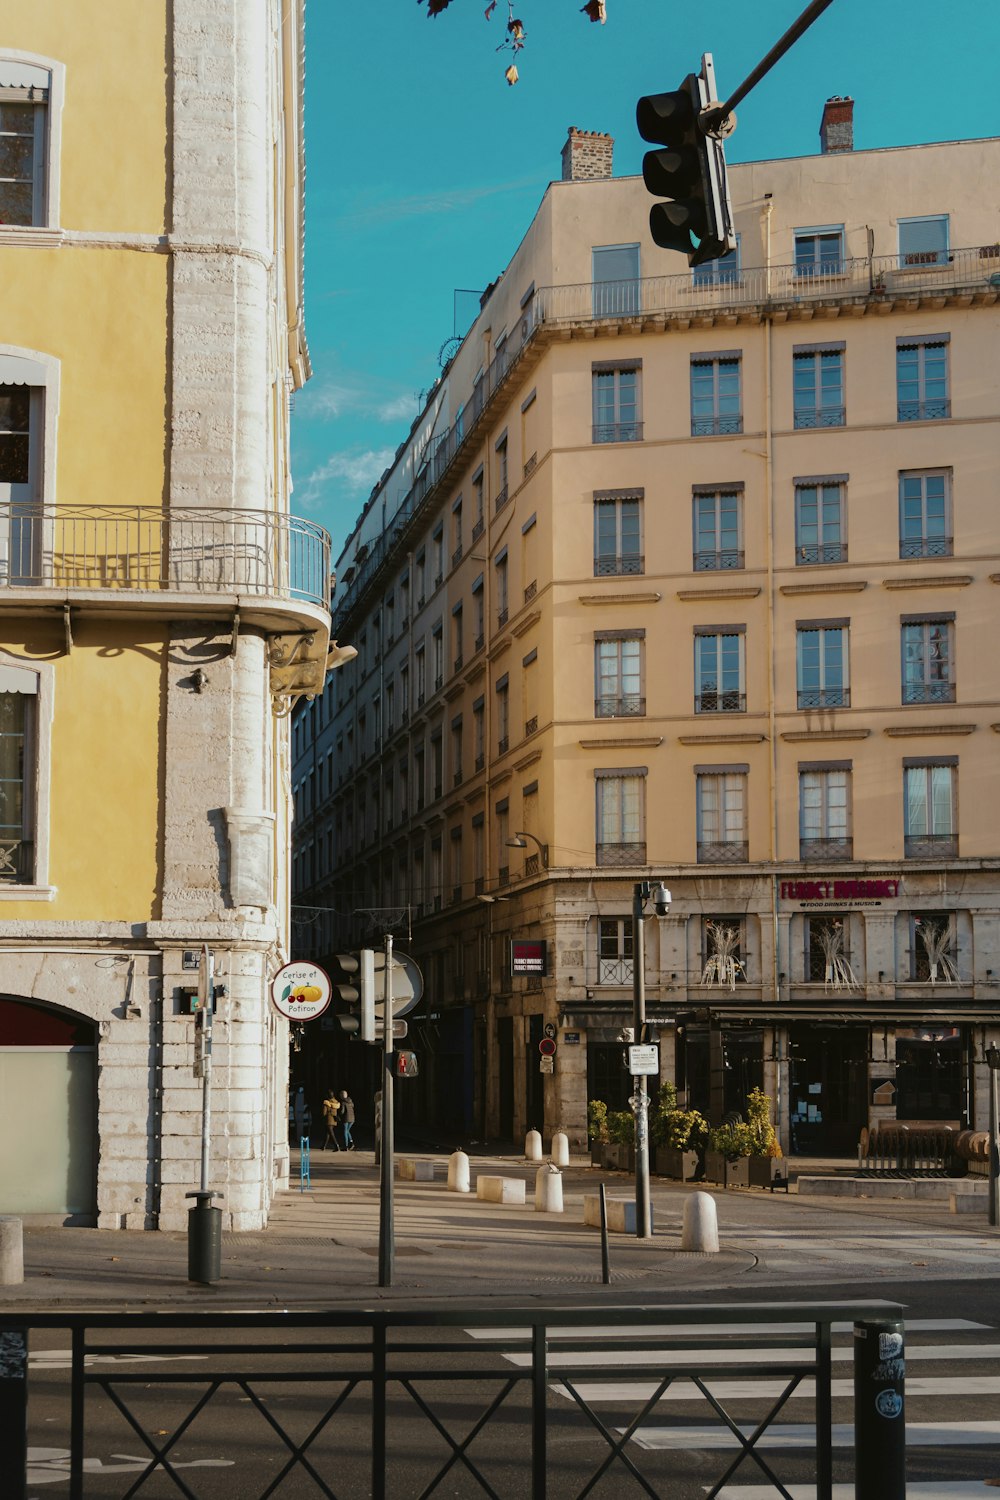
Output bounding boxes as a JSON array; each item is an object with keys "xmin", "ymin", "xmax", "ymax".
[
  {"xmin": 636, "ymin": 53, "xmax": 735, "ymax": 267},
  {"xmin": 332, "ymin": 950, "xmax": 376, "ymax": 1040}
]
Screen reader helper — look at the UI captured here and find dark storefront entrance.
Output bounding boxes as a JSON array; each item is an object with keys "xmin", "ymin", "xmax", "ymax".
[
  {"xmin": 895, "ymin": 1024, "xmax": 967, "ymax": 1122},
  {"xmin": 789, "ymin": 1023, "xmax": 868, "ymax": 1155}
]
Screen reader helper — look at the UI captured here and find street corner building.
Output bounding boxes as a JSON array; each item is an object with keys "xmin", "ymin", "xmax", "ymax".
[
  {"xmin": 291, "ymin": 107, "xmax": 1000, "ymax": 1159},
  {"xmin": 0, "ymin": 1, "xmax": 335, "ymax": 1230}
]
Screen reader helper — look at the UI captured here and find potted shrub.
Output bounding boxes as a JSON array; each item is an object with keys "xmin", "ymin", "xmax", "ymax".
[
  {"xmin": 587, "ymin": 1099, "xmax": 609, "ymax": 1166},
  {"xmin": 650, "ymin": 1081, "xmax": 708, "ymax": 1181},
  {"xmin": 707, "ymin": 1089, "xmax": 785, "ymax": 1189},
  {"xmin": 602, "ymin": 1108, "xmax": 635, "ymax": 1171}
]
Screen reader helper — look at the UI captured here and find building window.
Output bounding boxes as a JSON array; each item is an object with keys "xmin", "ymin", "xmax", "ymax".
[
  {"xmin": 472, "ymin": 468, "xmax": 484, "ymax": 540},
  {"xmin": 793, "ymin": 346, "xmax": 845, "ymax": 429},
  {"xmin": 903, "ymin": 760, "xmax": 957, "ymax": 858},
  {"xmin": 692, "ymin": 240, "xmax": 740, "ymax": 287},
  {"xmin": 899, "ymin": 214, "xmax": 949, "ymax": 268},
  {"xmin": 452, "ymin": 498, "xmax": 463, "ymax": 565},
  {"xmin": 597, "ymin": 917, "xmax": 634, "ymax": 984},
  {"xmin": 431, "ymin": 624, "xmax": 443, "ymax": 691},
  {"xmin": 0, "ymin": 668, "xmax": 44, "ymax": 885},
  {"xmin": 385, "ymin": 680, "xmax": 395, "ymax": 735},
  {"xmin": 908, "ymin": 912, "xmax": 958, "ymax": 982},
  {"xmin": 701, "ymin": 917, "xmax": 746, "ymax": 985},
  {"xmin": 0, "ymin": 59, "xmax": 58, "ymax": 228},
  {"xmin": 452, "ymin": 603, "xmax": 463, "ymax": 671},
  {"xmin": 806, "ymin": 918, "xmax": 855, "ymax": 984},
  {"xmin": 472, "ymin": 815, "xmax": 484, "ymax": 892},
  {"xmin": 592, "ymin": 243, "xmax": 640, "ymax": 317},
  {"xmin": 495, "ymin": 551, "xmax": 508, "ymax": 628},
  {"xmin": 495, "ymin": 433, "xmax": 509, "ymax": 512},
  {"xmin": 799, "ymin": 764, "xmax": 852, "ymax": 860},
  {"xmin": 415, "ymin": 645, "xmax": 425, "ymax": 706},
  {"xmin": 496, "ymin": 675, "xmax": 509, "ymax": 755},
  {"xmin": 695, "ymin": 630, "xmax": 745, "ymax": 714},
  {"xmin": 695, "ymin": 768, "xmax": 748, "ymax": 864},
  {"xmin": 472, "ymin": 575, "xmax": 484, "ymax": 650},
  {"xmin": 796, "ymin": 624, "xmax": 848, "ymax": 709},
  {"xmin": 399, "ymin": 663, "xmax": 409, "ymax": 720},
  {"xmin": 431, "ymin": 735, "xmax": 443, "ymax": 801},
  {"xmin": 897, "ymin": 336, "xmax": 950, "ymax": 422},
  {"xmin": 450, "ymin": 829, "xmax": 463, "ymax": 904},
  {"xmin": 451, "ymin": 716, "xmax": 463, "ymax": 786},
  {"xmin": 495, "ymin": 800, "xmax": 510, "ymax": 884},
  {"xmin": 902, "ymin": 617, "xmax": 954, "ymax": 704},
  {"xmin": 795, "ymin": 478, "xmax": 846, "ymax": 565},
  {"xmin": 473, "ymin": 696, "xmax": 485, "ymax": 771},
  {"xmin": 794, "ymin": 226, "xmax": 844, "ymax": 278},
  {"xmin": 693, "ymin": 486, "xmax": 743, "ymax": 571},
  {"xmin": 899, "ymin": 469, "xmax": 951, "ymax": 558},
  {"xmin": 690, "ymin": 354, "xmax": 741, "ymax": 436},
  {"xmin": 595, "ymin": 634, "xmax": 644, "ymax": 718},
  {"xmin": 595, "ymin": 769, "xmax": 646, "ymax": 865},
  {"xmin": 415, "ymin": 550, "xmax": 426, "ymax": 607},
  {"xmin": 432, "ymin": 527, "xmax": 444, "ymax": 587},
  {"xmin": 594, "ymin": 491, "xmax": 643, "ymax": 576},
  {"xmin": 592, "ymin": 363, "xmax": 641, "ymax": 444}
]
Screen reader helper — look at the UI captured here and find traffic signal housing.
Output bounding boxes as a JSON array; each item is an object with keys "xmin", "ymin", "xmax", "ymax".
[
  {"xmin": 636, "ymin": 53, "xmax": 734, "ymax": 267},
  {"xmin": 332, "ymin": 950, "xmax": 376, "ymax": 1040}
]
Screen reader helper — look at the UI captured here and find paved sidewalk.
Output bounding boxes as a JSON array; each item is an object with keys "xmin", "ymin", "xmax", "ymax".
[{"xmin": 0, "ymin": 1148, "xmax": 994, "ymax": 1311}]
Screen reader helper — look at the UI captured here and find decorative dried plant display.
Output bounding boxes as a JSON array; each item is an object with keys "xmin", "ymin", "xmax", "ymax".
[
  {"xmin": 701, "ymin": 921, "xmax": 745, "ymax": 991},
  {"xmin": 815, "ymin": 920, "xmax": 859, "ymax": 990},
  {"xmin": 916, "ymin": 917, "xmax": 958, "ymax": 983}
]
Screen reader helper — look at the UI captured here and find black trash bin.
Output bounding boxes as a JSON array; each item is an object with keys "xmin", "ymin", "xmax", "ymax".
[{"xmin": 186, "ymin": 1190, "xmax": 222, "ymax": 1285}]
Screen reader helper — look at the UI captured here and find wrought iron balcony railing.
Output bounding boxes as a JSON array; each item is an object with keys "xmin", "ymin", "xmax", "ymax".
[
  {"xmin": 691, "ymin": 414, "xmax": 742, "ymax": 437},
  {"xmin": 800, "ymin": 837, "xmax": 854, "ymax": 860},
  {"xmin": 902, "ymin": 681, "xmax": 955, "ymax": 705},
  {"xmin": 900, "ymin": 535, "xmax": 952, "ymax": 559},
  {"xmin": 592, "ymin": 421, "xmax": 643, "ymax": 444},
  {"xmin": 0, "ymin": 503, "xmax": 332, "ymax": 609},
  {"xmin": 595, "ymin": 694, "xmax": 645, "ymax": 719},
  {"xmin": 798, "ymin": 687, "xmax": 850, "ymax": 709},
  {"xmin": 696, "ymin": 690, "xmax": 746, "ymax": 714},
  {"xmin": 694, "ymin": 549, "xmax": 744, "ymax": 572},
  {"xmin": 897, "ymin": 399, "xmax": 951, "ymax": 422},
  {"xmin": 594, "ymin": 554, "xmax": 644, "ymax": 577},
  {"xmin": 797, "ymin": 542, "xmax": 846, "ymax": 565},
  {"xmin": 905, "ymin": 832, "xmax": 958, "ymax": 859},
  {"xmin": 597, "ymin": 955, "xmax": 634, "ymax": 985},
  {"xmin": 794, "ymin": 405, "xmax": 846, "ymax": 429},
  {"xmin": 697, "ymin": 840, "xmax": 749, "ymax": 864},
  {"xmin": 596, "ymin": 841, "xmax": 646, "ymax": 867}
]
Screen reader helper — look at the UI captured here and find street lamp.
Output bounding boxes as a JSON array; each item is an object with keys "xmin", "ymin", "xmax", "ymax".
[
  {"xmin": 632, "ymin": 880, "xmax": 671, "ymax": 1239},
  {"xmin": 987, "ymin": 1043, "xmax": 1000, "ymax": 1229},
  {"xmin": 505, "ymin": 831, "xmax": 549, "ymax": 868}
]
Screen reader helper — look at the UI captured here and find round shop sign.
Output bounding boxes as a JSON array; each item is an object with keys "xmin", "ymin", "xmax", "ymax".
[{"xmin": 270, "ymin": 961, "xmax": 332, "ymax": 1022}]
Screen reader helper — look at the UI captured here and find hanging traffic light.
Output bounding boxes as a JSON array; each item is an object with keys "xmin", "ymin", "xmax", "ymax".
[{"xmin": 636, "ymin": 53, "xmax": 735, "ymax": 267}]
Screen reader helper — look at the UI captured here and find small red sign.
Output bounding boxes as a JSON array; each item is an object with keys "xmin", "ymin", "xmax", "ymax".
[{"xmin": 538, "ymin": 1037, "xmax": 557, "ymax": 1057}]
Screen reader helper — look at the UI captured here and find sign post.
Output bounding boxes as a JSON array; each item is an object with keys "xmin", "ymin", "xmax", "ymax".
[
  {"xmin": 186, "ymin": 945, "xmax": 222, "ymax": 1284},
  {"xmin": 379, "ymin": 932, "xmax": 395, "ymax": 1288}
]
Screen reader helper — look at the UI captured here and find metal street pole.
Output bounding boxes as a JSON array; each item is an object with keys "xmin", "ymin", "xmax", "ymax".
[
  {"xmin": 199, "ymin": 947, "xmax": 214, "ymax": 1192},
  {"xmin": 702, "ymin": 0, "xmax": 837, "ymax": 134},
  {"xmin": 632, "ymin": 882, "xmax": 652, "ymax": 1238},
  {"xmin": 988, "ymin": 1044, "xmax": 1000, "ymax": 1229},
  {"xmin": 378, "ymin": 932, "xmax": 395, "ymax": 1286}
]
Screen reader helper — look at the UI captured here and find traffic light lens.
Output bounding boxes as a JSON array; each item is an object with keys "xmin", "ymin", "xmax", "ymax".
[{"xmin": 636, "ymin": 87, "xmax": 694, "ymax": 143}]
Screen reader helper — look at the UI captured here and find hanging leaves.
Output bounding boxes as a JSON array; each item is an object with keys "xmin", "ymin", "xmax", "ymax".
[{"xmin": 416, "ymin": 0, "xmax": 608, "ymax": 82}]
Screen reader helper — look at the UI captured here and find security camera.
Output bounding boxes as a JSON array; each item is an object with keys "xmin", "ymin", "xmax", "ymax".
[{"xmin": 652, "ymin": 882, "xmax": 672, "ymax": 917}]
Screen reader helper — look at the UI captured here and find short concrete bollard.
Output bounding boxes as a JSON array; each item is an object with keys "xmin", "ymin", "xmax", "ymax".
[
  {"xmin": 550, "ymin": 1131, "xmax": 570, "ymax": 1168},
  {"xmin": 681, "ymin": 1191, "xmax": 719, "ymax": 1253},
  {"xmin": 398, "ymin": 1157, "xmax": 436, "ymax": 1182},
  {"xmin": 535, "ymin": 1163, "xmax": 564, "ymax": 1213},
  {"xmin": 0, "ymin": 1216, "xmax": 24, "ymax": 1285},
  {"xmin": 584, "ymin": 1194, "xmax": 639, "ymax": 1233},
  {"xmin": 477, "ymin": 1175, "xmax": 527, "ymax": 1205},
  {"xmin": 525, "ymin": 1129, "xmax": 543, "ymax": 1162},
  {"xmin": 447, "ymin": 1150, "xmax": 471, "ymax": 1193}
]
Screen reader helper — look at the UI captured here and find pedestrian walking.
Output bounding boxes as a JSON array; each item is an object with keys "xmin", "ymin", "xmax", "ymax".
[
  {"xmin": 339, "ymin": 1089, "xmax": 356, "ymax": 1150},
  {"xmin": 321, "ymin": 1088, "xmax": 341, "ymax": 1150}
]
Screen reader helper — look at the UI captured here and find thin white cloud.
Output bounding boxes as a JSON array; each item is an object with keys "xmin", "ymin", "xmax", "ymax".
[
  {"xmin": 296, "ymin": 447, "xmax": 396, "ymax": 509},
  {"xmin": 299, "ymin": 381, "xmax": 417, "ymax": 427},
  {"xmin": 335, "ymin": 172, "xmax": 542, "ymax": 231}
]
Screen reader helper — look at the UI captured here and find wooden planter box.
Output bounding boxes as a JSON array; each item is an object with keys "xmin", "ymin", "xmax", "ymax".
[
  {"xmin": 590, "ymin": 1141, "xmax": 605, "ymax": 1166},
  {"xmin": 654, "ymin": 1147, "xmax": 699, "ymax": 1181},
  {"xmin": 600, "ymin": 1143, "xmax": 634, "ymax": 1172},
  {"xmin": 706, "ymin": 1153, "xmax": 787, "ymax": 1189}
]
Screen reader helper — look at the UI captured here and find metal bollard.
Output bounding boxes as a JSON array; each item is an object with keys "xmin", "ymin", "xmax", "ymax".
[
  {"xmin": 599, "ymin": 1182, "xmax": 611, "ymax": 1285},
  {"xmin": 853, "ymin": 1317, "xmax": 905, "ymax": 1500},
  {"xmin": 0, "ymin": 1326, "xmax": 27, "ymax": 1500},
  {"xmin": 186, "ymin": 1190, "xmax": 222, "ymax": 1285}
]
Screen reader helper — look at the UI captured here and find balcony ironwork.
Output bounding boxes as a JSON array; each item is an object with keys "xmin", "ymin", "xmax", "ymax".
[
  {"xmin": 452, "ymin": 885, "xmax": 462, "ymax": 904},
  {"xmin": 523, "ymin": 579, "xmax": 537, "ymax": 604},
  {"xmin": 800, "ymin": 837, "xmax": 854, "ymax": 860},
  {"xmin": 524, "ymin": 716, "xmax": 538, "ymax": 736},
  {"xmin": 497, "ymin": 608, "xmax": 508, "ymax": 629},
  {"xmin": 474, "ymin": 753, "xmax": 485, "ymax": 772},
  {"xmin": 523, "ymin": 452, "xmax": 537, "ymax": 477},
  {"xmin": 474, "ymin": 877, "xmax": 485, "ymax": 895},
  {"xmin": 794, "ymin": 405, "xmax": 845, "ymax": 429},
  {"xmin": 0, "ymin": 837, "xmax": 33, "ymax": 884},
  {"xmin": 902, "ymin": 681, "xmax": 955, "ymax": 705},
  {"xmin": 797, "ymin": 542, "xmax": 846, "ymax": 565},
  {"xmin": 471, "ymin": 518, "xmax": 484, "ymax": 542},
  {"xmin": 452, "ymin": 545, "xmax": 462, "ymax": 567},
  {"xmin": 434, "ymin": 572, "xmax": 444, "ymax": 588},
  {"xmin": 497, "ymin": 736, "xmax": 509, "ymax": 755},
  {"xmin": 0, "ymin": 503, "xmax": 332, "ymax": 608},
  {"xmin": 594, "ymin": 553, "xmax": 644, "ymax": 578},
  {"xmin": 474, "ymin": 633, "xmax": 485, "ymax": 653},
  {"xmin": 697, "ymin": 840, "xmax": 749, "ymax": 864},
  {"xmin": 494, "ymin": 485, "xmax": 509, "ymax": 513},
  {"xmin": 595, "ymin": 694, "xmax": 645, "ymax": 718},
  {"xmin": 900, "ymin": 536, "xmax": 952, "ymax": 559},
  {"xmin": 797, "ymin": 687, "xmax": 849, "ymax": 709},
  {"xmin": 597, "ymin": 955, "xmax": 634, "ymax": 985},
  {"xmin": 905, "ymin": 833, "xmax": 958, "ymax": 859},
  {"xmin": 898, "ymin": 399, "xmax": 951, "ymax": 422},
  {"xmin": 434, "ymin": 674, "xmax": 443, "ymax": 691},
  {"xmin": 592, "ymin": 421, "xmax": 643, "ymax": 445},
  {"xmin": 498, "ymin": 865, "xmax": 509, "ymax": 887},
  {"xmin": 596, "ymin": 841, "xmax": 646, "ymax": 867},
  {"xmin": 524, "ymin": 852, "xmax": 539, "ymax": 876},
  {"xmin": 453, "ymin": 769, "xmax": 463, "ymax": 787},
  {"xmin": 453, "ymin": 654, "xmax": 463, "ymax": 672},
  {"xmin": 691, "ymin": 414, "xmax": 742, "ymax": 437},
  {"xmin": 695, "ymin": 690, "xmax": 746, "ymax": 714},
  {"xmin": 694, "ymin": 549, "xmax": 744, "ymax": 572}
]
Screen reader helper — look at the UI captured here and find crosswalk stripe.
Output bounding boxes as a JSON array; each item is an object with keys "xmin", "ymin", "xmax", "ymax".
[
  {"xmin": 630, "ymin": 1419, "xmax": 1000, "ymax": 1450},
  {"xmin": 710, "ymin": 1486, "xmax": 996, "ymax": 1498},
  {"xmin": 495, "ymin": 1341, "xmax": 1000, "ymax": 1369},
  {"xmin": 554, "ymin": 1374, "xmax": 1000, "ymax": 1403},
  {"xmin": 465, "ymin": 1318, "xmax": 991, "ymax": 1342}
]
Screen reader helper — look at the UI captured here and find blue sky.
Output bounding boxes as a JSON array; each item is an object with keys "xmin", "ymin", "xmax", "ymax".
[{"xmin": 292, "ymin": 0, "xmax": 1000, "ymax": 555}]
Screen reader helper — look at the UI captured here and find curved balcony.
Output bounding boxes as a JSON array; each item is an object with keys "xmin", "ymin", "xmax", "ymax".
[{"xmin": 0, "ymin": 503, "xmax": 332, "ymax": 617}]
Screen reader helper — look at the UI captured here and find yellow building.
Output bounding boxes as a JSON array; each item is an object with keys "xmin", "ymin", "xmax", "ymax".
[
  {"xmin": 296, "ymin": 106, "xmax": 1000, "ymax": 1157},
  {"xmin": 0, "ymin": 0, "xmax": 336, "ymax": 1228}
]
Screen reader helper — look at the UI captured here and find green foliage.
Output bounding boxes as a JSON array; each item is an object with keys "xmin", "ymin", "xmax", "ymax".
[
  {"xmin": 709, "ymin": 1089, "xmax": 781, "ymax": 1159},
  {"xmin": 606, "ymin": 1110, "xmax": 635, "ymax": 1145},
  {"xmin": 587, "ymin": 1099, "xmax": 609, "ymax": 1144},
  {"xmin": 649, "ymin": 1080, "xmax": 708, "ymax": 1151}
]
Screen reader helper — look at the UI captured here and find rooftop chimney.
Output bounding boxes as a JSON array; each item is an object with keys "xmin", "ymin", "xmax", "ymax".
[
  {"xmin": 820, "ymin": 96, "xmax": 854, "ymax": 154},
  {"xmin": 561, "ymin": 127, "xmax": 614, "ymax": 182}
]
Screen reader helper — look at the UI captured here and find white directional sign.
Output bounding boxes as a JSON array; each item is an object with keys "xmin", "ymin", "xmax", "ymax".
[
  {"xmin": 270, "ymin": 961, "xmax": 332, "ymax": 1022},
  {"xmin": 628, "ymin": 1043, "xmax": 659, "ymax": 1076}
]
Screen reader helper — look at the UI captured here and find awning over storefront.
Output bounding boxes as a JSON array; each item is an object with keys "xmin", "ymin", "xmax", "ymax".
[{"xmin": 675, "ymin": 999, "xmax": 1000, "ymax": 1026}]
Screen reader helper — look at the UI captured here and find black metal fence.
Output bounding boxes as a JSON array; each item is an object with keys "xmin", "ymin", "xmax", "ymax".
[{"xmin": 3, "ymin": 1300, "xmax": 903, "ymax": 1500}]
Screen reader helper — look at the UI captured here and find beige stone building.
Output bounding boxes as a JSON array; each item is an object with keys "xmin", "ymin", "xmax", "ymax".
[{"xmin": 294, "ymin": 105, "xmax": 1000, "ymax": 1155}]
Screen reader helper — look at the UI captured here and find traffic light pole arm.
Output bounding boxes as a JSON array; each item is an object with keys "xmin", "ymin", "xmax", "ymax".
[{"xmin": 702, "ymin": 0, "xmax": 836, "ymax": 135}]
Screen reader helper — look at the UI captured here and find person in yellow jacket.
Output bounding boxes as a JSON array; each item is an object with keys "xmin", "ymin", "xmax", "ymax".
[{"xmin": 321, "ymin": 1088, "xmax": 341, "ymax": 1150}]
